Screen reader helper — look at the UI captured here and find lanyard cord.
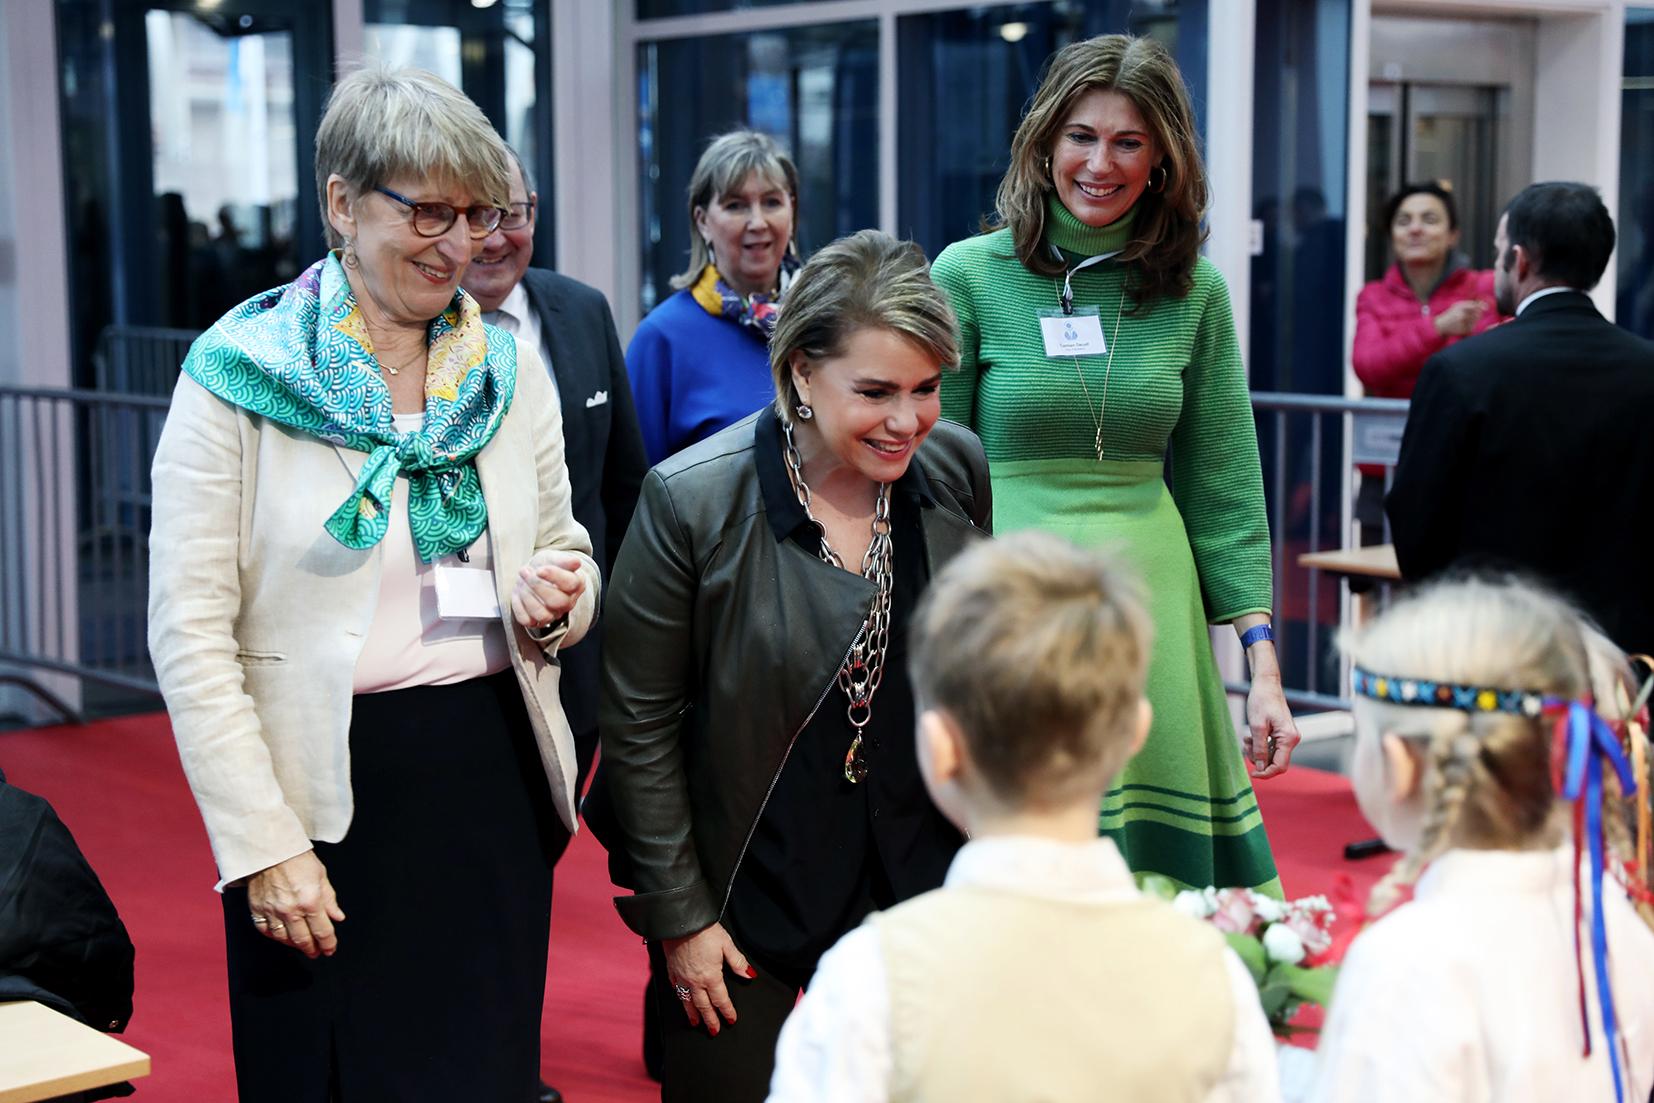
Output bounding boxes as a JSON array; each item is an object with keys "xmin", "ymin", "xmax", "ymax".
[{"xmin": 1052, "ymin": 247, "xmax": 1127, "ymax": 459}]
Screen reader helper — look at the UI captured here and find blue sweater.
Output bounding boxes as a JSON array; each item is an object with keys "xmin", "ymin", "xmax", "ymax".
[{"xmin": 625, "ymin": 289, "xmax": 775, "ymax": 466}]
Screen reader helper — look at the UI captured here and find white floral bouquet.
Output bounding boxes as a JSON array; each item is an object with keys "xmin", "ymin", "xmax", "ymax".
[{"xmin": 1143, "ymin": 877, "xmax": 1346, "ymax": 1036}]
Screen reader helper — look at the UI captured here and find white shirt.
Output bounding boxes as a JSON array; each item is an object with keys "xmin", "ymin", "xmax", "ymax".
[
  {"xmin": 484, "ymin": 282, "xmax": 557, "ymax": 399},
  {"xmin": 1515, "ymin": 285, "xmax": 1577, "ymax": 316},
  {"xmin": 766, "ymin": 836, "xmax": 1281, "ymax": 1103},
  {"xmin": 1312, "ymin": 846, "xmax": 1654, "ymax": 1103}
]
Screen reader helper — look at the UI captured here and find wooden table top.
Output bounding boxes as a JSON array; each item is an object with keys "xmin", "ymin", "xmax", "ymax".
[
  {"xmin": 0, "ymin": 1002, "xmax": 149, "ymax": 1103},
  {"xmin": 1296, "ymin": 544, "xmax": 1401, "ymax": 581}
]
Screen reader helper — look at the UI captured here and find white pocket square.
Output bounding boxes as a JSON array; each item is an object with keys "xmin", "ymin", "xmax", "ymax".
[{"xmin": 585, "ymin": 391, "xmax": 608, "ymax": 408}]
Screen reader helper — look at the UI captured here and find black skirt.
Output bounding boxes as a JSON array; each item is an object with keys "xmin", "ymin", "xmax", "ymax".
[{"xmin": 221, "ymin": 669, "xmax": 567, "ymax": 1102}]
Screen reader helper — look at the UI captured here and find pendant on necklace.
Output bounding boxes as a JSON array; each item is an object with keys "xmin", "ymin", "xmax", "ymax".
[
  {"xmin": 1094, "ymin": 425, "xmax": 1105, "ymax": 462},
  {"xmin": 843, "ymin": 734, "xmax": 869, "ymax": 784},
  {"xmin": 383, "ymin": 362, "xmax": 399, "ymax": 376}
]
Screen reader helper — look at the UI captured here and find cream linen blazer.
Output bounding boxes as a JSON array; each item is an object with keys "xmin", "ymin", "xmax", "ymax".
[{"xmin": 148, "ymin": 338, "xmax": 599, "ymax": 888}]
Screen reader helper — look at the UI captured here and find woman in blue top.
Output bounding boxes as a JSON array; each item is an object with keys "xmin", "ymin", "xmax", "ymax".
[{"xmin": 627, "ymin": 130, "xmax": 802, "ymax": 465}]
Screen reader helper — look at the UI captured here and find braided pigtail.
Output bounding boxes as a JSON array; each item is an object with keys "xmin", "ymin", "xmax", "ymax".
[{"xmin": 1368, "ymin": 720, "xmax": 1477, "ymax": 916}]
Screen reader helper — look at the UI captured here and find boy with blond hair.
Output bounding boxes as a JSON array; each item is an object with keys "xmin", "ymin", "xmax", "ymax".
[{"xmin": 766, "ymin": 532, "xmax": 1279, "ymax": 1102}]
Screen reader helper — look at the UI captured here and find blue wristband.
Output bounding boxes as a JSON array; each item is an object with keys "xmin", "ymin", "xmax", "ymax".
[{"xmin": 1239, "ymin": 624, "xmax": 1274, "ymax": 650}]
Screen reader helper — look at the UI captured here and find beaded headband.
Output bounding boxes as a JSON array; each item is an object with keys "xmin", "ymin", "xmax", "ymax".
[{"xmin": 1350, "ymin": 667, "xmax": 1554, "ymax": 718}]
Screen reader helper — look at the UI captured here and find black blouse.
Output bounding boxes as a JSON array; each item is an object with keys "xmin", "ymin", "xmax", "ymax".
[{"xmin": 725, "ymin": 420, "xmax": 964, "ymax": 986}]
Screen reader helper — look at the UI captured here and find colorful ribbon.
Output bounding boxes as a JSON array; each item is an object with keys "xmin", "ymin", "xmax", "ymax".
[{"xmin": 1547, "ymin": 698, "xmax": 1639, "ymax": 1102}]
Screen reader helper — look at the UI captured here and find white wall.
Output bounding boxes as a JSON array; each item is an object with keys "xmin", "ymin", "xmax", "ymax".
[{"xmin": 1, "ymin": 0, "xmax": 70, "ymax": 389}]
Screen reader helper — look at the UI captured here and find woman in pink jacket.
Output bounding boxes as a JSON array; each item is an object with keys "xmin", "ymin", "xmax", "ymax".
[{"xmin": 1352, "ymin": 182, "xmax": 1507, "ymax": 537}]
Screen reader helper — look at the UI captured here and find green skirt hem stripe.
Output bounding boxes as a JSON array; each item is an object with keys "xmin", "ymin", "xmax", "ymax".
[
  {"xmin": 1100, "ymin": 801, "xmax": 1264, "ymax": 829},
  {"xmin": 1101, "ymin": 819, "xmax": 1280, "ymax": 895},
  {"xmin": 1106, "ymin": 782, "xmax": 1262, "ymax": 807}
]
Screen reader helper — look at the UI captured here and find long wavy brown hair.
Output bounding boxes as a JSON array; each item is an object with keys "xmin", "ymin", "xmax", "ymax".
[{"xmin": 990, "ymin": 35, "xmax": 1208, "ymax": 309}]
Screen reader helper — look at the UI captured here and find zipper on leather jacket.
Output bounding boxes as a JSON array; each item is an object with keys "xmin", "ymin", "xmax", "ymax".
[{"xmin": 717, "ymin": 633, "xmax": 859, "ymax": 920}]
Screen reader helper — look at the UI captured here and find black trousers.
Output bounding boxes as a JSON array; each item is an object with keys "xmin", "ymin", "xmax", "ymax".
[
  {"xmin": 221, "ymin": 671, "xmax": 568, "ymax": 1102},
  {"xmin": 647, "ymin": 940, "xmax": 805, "ymax": 1103}
]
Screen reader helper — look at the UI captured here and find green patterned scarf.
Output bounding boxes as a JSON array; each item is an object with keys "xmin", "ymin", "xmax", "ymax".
[{"xmin": 181, "ymin": 252, "xmax": 515, "ymax": 562}]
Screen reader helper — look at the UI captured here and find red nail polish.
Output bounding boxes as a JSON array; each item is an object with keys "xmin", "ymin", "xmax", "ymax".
[{"xmin": 745, "ymin": 965, "xmax": 758, "ymax": 979}]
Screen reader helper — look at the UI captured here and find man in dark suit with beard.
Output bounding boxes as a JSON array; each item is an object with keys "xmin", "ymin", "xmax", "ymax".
[
  {"xmin": 1386, "ymin": 181, "xmax": 1654, "ymax": 654},
  {"xmin": 464, "ymin": 148, "xmax": 648, "ymax": 1103}
]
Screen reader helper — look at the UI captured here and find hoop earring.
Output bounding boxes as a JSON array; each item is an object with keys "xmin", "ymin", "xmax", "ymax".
[
  {"xmin": 795, "ymin": 402, "xmax": 814, "ymax": 421},
  {"xmin": 1042, "ymin": 156, "xmax": 1052, "ymax": 180},
  {"xmin": 1148, "ymin": 165, "xmax": 1168, "ymax": 193},
  {"xmin": 341, "ymin": 237, "xmax": 358, "ymax": 269}
]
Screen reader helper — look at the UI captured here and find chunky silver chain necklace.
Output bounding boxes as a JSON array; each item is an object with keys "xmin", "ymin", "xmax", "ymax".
[{"xmin": 783, "ymin": 421, "xmax": 893, "ymax": 784}]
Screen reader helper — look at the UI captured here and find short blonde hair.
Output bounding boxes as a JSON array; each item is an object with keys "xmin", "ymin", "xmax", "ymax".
[
  {"xmin": 672, "ymin": 129, "xmax": 801, "ymax": 289},
  {"xmin": 315, "ymin": 63, "xmax": 512, "ymax": 247},
  {"xmin": 1343, "ymin": 575, "xmax": 1646, "ymax": 915},
  {"xmin": 909, "ymin": 532, "xmax": 1153, "ymax": 808},
  {"xmin": 768, "ymin": 230, "xmax": 958, "ymax": 421},
  {"xmin": 993, "ymin": 35, "xmax": 1208, "ymax": 307}
]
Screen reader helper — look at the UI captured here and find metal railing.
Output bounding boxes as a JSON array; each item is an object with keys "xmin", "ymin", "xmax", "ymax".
[
  {"xmin": 1229, "ymin": 391, "xmax": 1410, "ymax": 714},
  {"xmin": 0, "ymin": 386, "xmax": 171, "ymax": 723},
  {"xmin": 0, "ymin": 381, "xmax": 1406, "ymax": 724},
  {"xmin": 92, "ymin": 325, "xmax": 200, "ymax": 397}
]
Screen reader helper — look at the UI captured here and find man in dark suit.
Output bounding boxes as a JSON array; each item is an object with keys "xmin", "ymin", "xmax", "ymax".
[
  {"xmin": 465, "ymin": 148, "xmax": 648, "ymax": 790},
  {"xmin": 464, "ymin": 150, "xmax": 648, "ymax": 1103},
  {"xmin": 1387, "ymin": 181, "xmax": 1654, "ymax": 654}
]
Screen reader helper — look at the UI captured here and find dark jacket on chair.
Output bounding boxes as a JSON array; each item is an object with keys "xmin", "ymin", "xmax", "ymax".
[
  {"xmin": 1386, "ymin": 289, "xmax": 1654, "ymax": 654},
  {"xmin": 0, "ymin": 768, "xmax": 135, "ymax": 1035},
  {"xmin": 590, "ymin": 408, "xmax": 991, "ymax": 940}
]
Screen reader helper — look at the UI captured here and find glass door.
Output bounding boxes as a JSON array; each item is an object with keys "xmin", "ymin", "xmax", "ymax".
[{"xmin": 58, "ymin": 0, "xmax": 331, "ymax": 387}]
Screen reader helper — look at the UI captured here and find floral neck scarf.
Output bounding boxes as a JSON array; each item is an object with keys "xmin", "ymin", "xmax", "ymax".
[
  {"xmin": 689, "ymin": 253, "xmax": 801, "ymax": 340},
  {"xmin": 180, "ymin": 252, "xmax": 515, "ymax": 562}
]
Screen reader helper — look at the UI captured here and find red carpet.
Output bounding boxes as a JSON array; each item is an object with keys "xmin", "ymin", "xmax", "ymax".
[{"xmin": 1, "ymin": 713, "xmax": 1388, "ymax": 1101}]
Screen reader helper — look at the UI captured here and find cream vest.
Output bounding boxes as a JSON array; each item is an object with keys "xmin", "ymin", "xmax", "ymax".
[{"xmin": 875, "ymin": 886, "xmax": 1235, "ymax": 1102}]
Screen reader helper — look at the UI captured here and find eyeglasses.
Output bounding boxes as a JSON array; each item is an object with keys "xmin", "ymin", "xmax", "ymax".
[
  {"xmin": 499, "ymin": 200, "xmax": 536, "ymax": 231},
  {"xmin": 374, "ymin": 186, "xmax": 504, "ymax": 238}
]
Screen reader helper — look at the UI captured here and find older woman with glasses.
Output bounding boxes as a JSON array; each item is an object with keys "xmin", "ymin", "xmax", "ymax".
[{"xmin": 147, "ymin": 65, "xmax": 598, "ymax": 1101}]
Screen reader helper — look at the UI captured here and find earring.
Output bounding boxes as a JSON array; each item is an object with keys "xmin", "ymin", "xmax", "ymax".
[
  {"xmin": 795, "ymin": 402, "xmax": 813, "ymax": 421},
  {"xmin": 341, "ymin": 236, "xmax": 358, "ymax": 269},
  {"xmin": 1042, "ymin": 156, "xmax": 1052, "ymax": 179},
  {"xmin": 1148, "ymin": 165, "xmax": 1169, "ymax": 193}
]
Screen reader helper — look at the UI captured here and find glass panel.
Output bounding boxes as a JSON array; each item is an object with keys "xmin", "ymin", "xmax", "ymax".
[
  {"xmin": 1618, "ymin": 10, "xmax": 1654, "ymax": 339},
  {"xmin": 145, "ymin": 11, "xmax": 301, "ymax": 326},
  {"xmin": 895, "ymin": 1, "xmax": 1203, "ymax": 264},
  {"xmin": 638, "ymin": 0, "xmax": 807, "ymax": 19},
  {"xmin": 636, "ymin": 20, "xmax": 878, "ymax": 314},
  {"xmin": 365, "ymin": 0, "xmax": 553, "ymax": 259},
  {"xmin": 56, "ymin": 0, "xmax": 330, "ymax": 387},
  {"xmin": 1250, "ymin": 0, "xmax": 1351, "ymax": 696}
]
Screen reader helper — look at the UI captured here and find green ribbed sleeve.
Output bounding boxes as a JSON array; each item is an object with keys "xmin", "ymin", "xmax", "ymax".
[
  {"xmin": 1167, "ymin": 267, "xmax": 1273, "ymax": 622},
  {"xmin": 930, "ymin": 233, "xmax": 1272, "ymax": 622}
]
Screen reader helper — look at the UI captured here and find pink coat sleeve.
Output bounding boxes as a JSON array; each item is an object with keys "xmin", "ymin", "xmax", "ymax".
[{"xmin": 1351, "ymin": 282, "xmax": 1445, "ymax": 397}]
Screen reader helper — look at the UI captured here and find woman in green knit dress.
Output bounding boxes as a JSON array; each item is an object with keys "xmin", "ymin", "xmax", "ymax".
[{"xmin": 931, "ymin": 34, "xmax": 1299, "ymax": 892}]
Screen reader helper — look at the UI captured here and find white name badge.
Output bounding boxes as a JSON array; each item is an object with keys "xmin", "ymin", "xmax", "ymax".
[
  {"xmin": 434, "ymin": 564, "xmax": 502, "ymax": 620},
  {"xmin": 1038, "ymin": 307, "xmax": 1108, "ymax": 358}
]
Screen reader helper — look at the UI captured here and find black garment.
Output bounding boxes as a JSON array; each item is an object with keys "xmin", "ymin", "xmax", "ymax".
[
  {"xmin": 519, "ymin": 267, "xmax": 648, "ymax": 753},
  {"xmin": 590, "ymin": 407, "xmax": 991, "ymax": 941},
  {"xmin": 726, "ymin": 451, "xmax": 962, "ymax": 985},
  {"xmin": 646, "ymin": 939, "xmax": 801, "ymax": 1103},
  {"xmin": 221, "ymin": 672, "xmax": 566, "ymax": 1103},
  {"xmin": 1386, "ymin": 290, "xmax": 1654, "ymax": 653},
  {"xmin": 0, "ymin": 768, "xmax": 135, "ymax": 1036}
]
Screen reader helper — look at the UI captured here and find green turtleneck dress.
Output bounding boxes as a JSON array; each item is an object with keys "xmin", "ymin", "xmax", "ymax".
[{"xmin": 932, "ymin": 199, "xmax": 1279, "ymax": 893}]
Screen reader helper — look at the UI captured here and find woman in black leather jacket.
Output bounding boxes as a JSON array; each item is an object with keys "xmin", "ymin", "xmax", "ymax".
[{"xmin": 596, "ymin": 230, "xmax": 992, "ymax": 1101}]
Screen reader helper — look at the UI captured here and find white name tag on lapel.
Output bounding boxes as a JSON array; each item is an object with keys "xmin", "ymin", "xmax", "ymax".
[
  {"xmin": 1038, "ymin": 307, "xmax": 1107, "ymax": 358},
  {"xmin": 434, "ymin": 564, "xmax": 502, "ymax": 620}
]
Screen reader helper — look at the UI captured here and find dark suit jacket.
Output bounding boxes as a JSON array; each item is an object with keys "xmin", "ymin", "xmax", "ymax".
[
  {"xmin": 1386, "ymin": 290, "xmax": 1654, "ymax": 653},
  {"xmin": 519, "ymin": 268, "xmax": 648, "ymax": 739}
]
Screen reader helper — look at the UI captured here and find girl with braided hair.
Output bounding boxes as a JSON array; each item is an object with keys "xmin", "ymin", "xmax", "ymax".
[{"xmin": 1312, "ymin": 575, "xmax": 1654, "ymax": 1103}]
